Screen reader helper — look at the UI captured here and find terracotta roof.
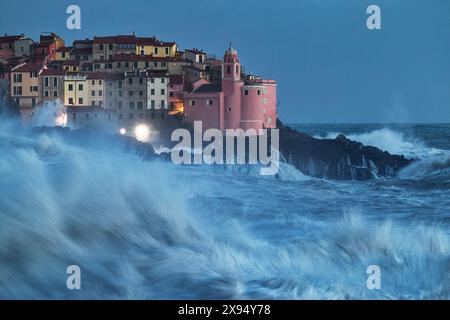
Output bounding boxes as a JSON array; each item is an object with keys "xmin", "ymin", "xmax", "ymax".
[
  {"xmin": 135, "ymin": 37, "xmax": 159, "ymax": 46},
  {"xmin": 12, "ymin": 62, "xmax": 44, "ymax": 73},
  {"xmin": 39, "ymin": 69, "xmax": 66, "ymax": 76},
  {"xmin": 0, "ymin": 34, "xmax": 24, "ymax": 44},
  {"xmin": 113, "ymin": 53, "xmax": 182, "ymax": 62},
  {"xmin": 93, "ymin": 35, "xmax": 136, "ymax": 44},
  {"xmin": 56, "ymin": 46, "xmax": 73, "ymax": 52},
  {"xmin": 193, "ymin": 83, "xmax": 222, "ymax": 93},
  {"xmin": 93, "ymin": 35, "xmax": 176, "ymax": 47},
  {"xmin": 62, "ymin": 60, "xmax": 80, "ymax": 66}
]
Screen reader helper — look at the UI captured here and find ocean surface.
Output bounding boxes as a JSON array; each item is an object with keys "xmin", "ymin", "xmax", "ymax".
[{"xmin": 1, "ymin": 120, "xmax": 450, "ymax": 299}]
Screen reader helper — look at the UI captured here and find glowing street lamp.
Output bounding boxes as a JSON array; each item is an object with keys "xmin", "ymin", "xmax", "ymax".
[{"xmin": 134, "ymin": 124, "xmax": 150, "ymax": 142}]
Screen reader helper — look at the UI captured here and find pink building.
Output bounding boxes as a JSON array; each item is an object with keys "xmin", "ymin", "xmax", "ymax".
[{"xmin": 184, "ymin": 45, "xmax": 277, "ymax": 132}]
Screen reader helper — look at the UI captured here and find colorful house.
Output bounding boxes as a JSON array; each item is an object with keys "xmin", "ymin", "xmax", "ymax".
[{"xmin": 10, "ymin": 62, "xmax": 46, "ymax": 121}]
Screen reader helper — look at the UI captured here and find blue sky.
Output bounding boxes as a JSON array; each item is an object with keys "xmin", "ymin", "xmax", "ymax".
[{"xmin": 1, "ymin": 0, "xmax": 449, "ymax": 123}]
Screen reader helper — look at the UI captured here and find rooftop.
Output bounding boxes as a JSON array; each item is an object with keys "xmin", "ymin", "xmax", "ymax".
[{"xmin": 193, "ymin": 83, "xmax": 222, "ymax": 93}]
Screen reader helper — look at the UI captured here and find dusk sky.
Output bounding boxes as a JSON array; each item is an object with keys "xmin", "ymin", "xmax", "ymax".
[{"xmin": 1, "ymin": 0, "xmax": 449, "ymax": 123}]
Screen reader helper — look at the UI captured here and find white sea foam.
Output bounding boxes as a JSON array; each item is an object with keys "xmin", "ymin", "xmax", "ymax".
[{"xmin": 316, "ymin": 128, "xmax": 443, "ymax": 159}]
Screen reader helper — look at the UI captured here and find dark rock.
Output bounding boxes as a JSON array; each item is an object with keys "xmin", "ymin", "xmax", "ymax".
[{"xmin": 277, "ymin": 120, "xmax": 412, "ymax": 180}]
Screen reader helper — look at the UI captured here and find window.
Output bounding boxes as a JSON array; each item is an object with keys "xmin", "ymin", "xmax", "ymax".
[
  {"xmin": 128, "ymin": 91, "xmax": 133, "ymax": 96},
  {"xmin": 150, "ymin": 89, "xmax": 155, "ymax": 95},
  {"xmin": 161, "ymin": 89, "xmax": 165, "ymax": 95},
  {"xmin": 129, "ymin": 102, "xmax": 135, "ymax": 109},
  {"xmin": 78, "ymin": 84, "xmax": 83, "ymax": 91},
  {"xmin": 44, "ymin": 77, "xmax": 49, "ymax": 87},
  {"xmin": 72, "ymin": 66, "xmax": 77, "ymax": 72},
  {"xmin": 190, "ymin": 100, "xmax": 195, "ymax": 106},
  {"xmin": 125, "ymin": 62, "xmax": 129, "ymax": 68},
  {"xmin": 53, "ymin": 90, "xmax": 58, "ymax": 97},
  {"xmin": 161, "ymin": 100, "xmax": 165, "ymax": 108},
  {"xmin": 154, "ymin": 47, "xmax": 159, "ymax": 54},
  {"xmin": 145, "ymin": 62, "xmax": 149, "ymax": 68},
  {"xmin": 69, "ymin": 97, "xmax": 74, "ymax": 104},
  {"xmin": 207, "ymin": 100, "xmax": 213, "ymax": 106},
  {"xmin": 62, "ymin": 52, "xmax": 66, "ymax": 58},
  {"xmin": 236, "ymin": 65, "xmax": 239, "ymax": 75},
  {"xmin": 91, "ymin": 101, "xmax": 96, "ymax": 106},
  {"xmin": 99, "ymin": 80, "xmax": 102, "ymax": 85},
  {"xmin": 91, "ymin": 80, "xmax": 95, "ymax": 85},
  {"xmin": 32, "ymin": 98, "xmax": 36, "ymax": 107},
  {"xmin": 151, "ymin": 100, "xmax": 155, "ymax": 108},
  {"xmin": 257, "ymin": 90, "xmax": 261, "ymax": 95},
  {"xmin": 78, "ymin": 98, "xmax": 83, "ymax": 104},
  {"xmin": 99, "ymin": 44, "xmax": 104, "ymax": 50},
  {"xmin": 117, "ymin": 62, "xmax": 122, "ymax": 68},
  {"xmin": 150, "ymin": 78, "xmax": 155, "ymax": 84},
  {"xmin": 137, "ymin": 102, "xmax": 143, "ymax": 109},
  {"xmin": 128, "ymin": 78, "xmax": 133, "ymax": 84},
  {"xmin": 161, "ymin": 78, "xmax": 165, "ymax": 84},
  {"xmin": 13, "ymin": 74, "xmax": 22, "ymax": 83},
  {"xmin": 13, "ymin": 86, "xmax": 22, "ymax": 95},
  {"xmin": 119, "ymin": 91, "xmax": 122, "ymax": 97},
  {"xmin": 165, "ymin": 47, "xmax": 169, "ymax": 55},
  {"xmin": 118, "ymin": 101, "xmax": 122, "ymax": 109},
  {"xmin": 44, "ymin": 90, "xmax": 49, "ymax": 97},
  {"xmin": 68, "ymin": 84, "xmax": 73, "ymax": 91},
  {"xmin": 118, "ymin": 81, "xmax": 123, "ymax": 89},
  {"xmin": 108, "ymin": 44, "xmax": 113, "ymax": 50},
  {"xmin": 227, "ymin": 65, "xmax": 231, "ymax": 74},
  {"xmin": 244, "ymin": 90, "xmax": 248, "ymax": 95},
  {"xmin": 91, "ymin": 90, "xmax": 96, "ymax": 96},
  {"xmin": 99, "ymin": 90, "xmax": 102, "ymax": 96},
  {"xmin": 53, "ymin": 77, "xmax": 58, "ymax": 86},
  {"xmin": 139, "ymin": 78, "xmax": 143, "ymax": 85},
  {"xmin": 31, "ymin": 86, "xmax": 38, "ymax": 92},
  {"xmin": 139, "ymin": 91, "xmax": 143, "ymax": 96},
  {"xmin": 169, "ymin": 92, "xmax": 174, "ymax": 97}
]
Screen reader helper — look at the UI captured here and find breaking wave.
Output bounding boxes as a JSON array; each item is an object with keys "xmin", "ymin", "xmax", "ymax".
[
  {"xmin": 315, "ymin": 128, "xmax": 443, "ymax": 159},
  {"xmin": 1, "ymin": 120, "xmax": 450, "ymax": 299}
]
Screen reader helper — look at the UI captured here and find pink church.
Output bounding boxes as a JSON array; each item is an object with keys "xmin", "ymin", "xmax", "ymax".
[{"xmin": 183, "ymin": 45, "xmax": 277, "ymax": 132}]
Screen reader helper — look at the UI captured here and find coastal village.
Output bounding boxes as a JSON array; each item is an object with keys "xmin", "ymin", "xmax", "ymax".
[{"xmin": 0, "ymin": 32, "xmax": 277, "ymax": 134}]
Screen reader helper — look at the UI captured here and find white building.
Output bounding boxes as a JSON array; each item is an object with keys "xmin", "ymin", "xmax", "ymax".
[{"xmin": 146, "ymin": 71, "xmax": 169, "ymax": 112}]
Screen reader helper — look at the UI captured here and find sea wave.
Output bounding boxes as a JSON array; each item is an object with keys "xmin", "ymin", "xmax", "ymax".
[
  {"xmin": 315, "ymin": 128, "xmax": 443, "ymax": 159},
  {"xmin": 1, "ymin": 121, "xmax": 450, "ymax": 299}
]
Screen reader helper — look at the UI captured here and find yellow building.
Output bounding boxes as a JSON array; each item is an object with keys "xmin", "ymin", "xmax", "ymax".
[
  {"xmin": 86, "ymin": 73, "xmax": 106, "ymax": 107},
  {"xmin": 55, "ymin": 47, "xmax": 73, "ymax": 60},
  {"xmin": 135, "ymin": 38, "xmax": 177, "ymax": 57},
  {"xmin": 10, "ymin": 62, "xmax": 43, "ymax": 107},
  {"xmin": 64, "ymin": 74, "xmax": 89, "ymax": 107}
]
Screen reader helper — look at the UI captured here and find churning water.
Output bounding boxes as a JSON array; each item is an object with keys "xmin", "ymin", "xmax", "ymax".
[{"xmin": 1, "ymin": 119, "xmax": 450, "ymax": 299}]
